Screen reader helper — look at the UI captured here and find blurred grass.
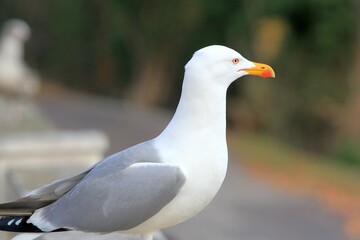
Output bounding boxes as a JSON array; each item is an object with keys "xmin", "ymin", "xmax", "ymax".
[
  {"xmin": 228, "ymin": 131, "xmax": 360, "ymax": 238},
  {"xmin": 229, "ymin": 131, "xmax": 360, "ymax": 193}
]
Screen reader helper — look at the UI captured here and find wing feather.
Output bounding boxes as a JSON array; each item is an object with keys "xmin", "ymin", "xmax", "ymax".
[
  {"xmin": 29, "ymin": 162, "xmax": 185, "ymax": 232},
  {"xmin": 0, "ymin": 169, "xmax": 93, "ymax": 216},
  {"xmin": 0, "ymin": 140, "xmax": 184, "ymax": 233}
]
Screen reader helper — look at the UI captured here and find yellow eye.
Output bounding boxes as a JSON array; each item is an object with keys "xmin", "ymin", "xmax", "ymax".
[{"xmin": 232, "ymin": 58, "xmax": 240, "ymax": 64}]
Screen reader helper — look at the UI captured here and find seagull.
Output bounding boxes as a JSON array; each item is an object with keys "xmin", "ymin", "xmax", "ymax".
[
  {"xmin": 0, "ymin": 19, "xmax": 40, "ymax": 97},
  {"xmin": 0, "ymin": 19, "xmax": 41, "ymax": 124},
  {"xmin": 0, "ymin": 45, "xmax": 275, "ymax": 240}
]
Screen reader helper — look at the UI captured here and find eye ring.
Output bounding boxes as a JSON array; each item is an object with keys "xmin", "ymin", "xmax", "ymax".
[{"xmin": 232, "ymin": 58, "xmax": 240, "ymax": 64}]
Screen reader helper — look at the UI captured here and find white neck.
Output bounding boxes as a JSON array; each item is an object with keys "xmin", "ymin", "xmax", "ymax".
[
  {"xmin": 158, "ymin": 71, "xmax": 228, "ymax": 143},
  {"xmin": 0, "ymin": 36, "xmax": 24, "ymax": 62}
]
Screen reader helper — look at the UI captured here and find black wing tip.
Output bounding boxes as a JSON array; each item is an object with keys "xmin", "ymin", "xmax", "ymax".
[
  {"xmin": 0, "ymin": 216, "xmax": 43, "ymax": 232},
  {"xmin": 0, "ymin": 216, "xmax": 69, "ymax": 233}
]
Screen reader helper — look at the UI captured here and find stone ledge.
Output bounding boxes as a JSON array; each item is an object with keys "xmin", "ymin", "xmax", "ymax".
[{"xmin": 0, "ymin": 130, "xmax": 109, "ymax": 158}]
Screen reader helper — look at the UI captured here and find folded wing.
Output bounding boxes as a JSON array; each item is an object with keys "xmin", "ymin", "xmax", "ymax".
[{"xmin": 29, "ymin": 162, "xmax": 185, "ymax": 232}]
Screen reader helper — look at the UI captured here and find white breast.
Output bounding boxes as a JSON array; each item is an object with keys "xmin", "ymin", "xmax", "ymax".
[
  {"xmin": 127, "ymin": 131, "xmax": 228, "ymax": 233},
  {"xmin": 128, "ymin": 62, "xmax": 230, "ymax": 233}
]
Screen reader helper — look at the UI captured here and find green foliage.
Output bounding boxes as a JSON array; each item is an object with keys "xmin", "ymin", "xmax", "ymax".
[
  {"xmin": 237, "ymin": 0, "xmax": 356, "ymax": 152},
  {"xmin": 334, "ymin": 140, "xmax": 360, "ymax": 165}
]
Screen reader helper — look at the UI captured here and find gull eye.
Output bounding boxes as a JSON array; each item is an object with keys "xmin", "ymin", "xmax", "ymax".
[{"xmin": 232, "ymin": 58, "xmax": 240, "ymax": 64}]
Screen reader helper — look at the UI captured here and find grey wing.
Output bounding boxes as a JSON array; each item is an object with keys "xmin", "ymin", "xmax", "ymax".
[
  {"xmin": 30, "ymin": 162, "xmax": 186, "ymax": 232},
  {"xmin": 26, "ymin": 168, "xmax": 94, "ymax": 200},
  {"xmin": 0, "ymin": 169, "xmax": 93, "ymax": 216},
  {"xmin": 0, "ymin": 140, "xmax": 159, "ymax": 217}
]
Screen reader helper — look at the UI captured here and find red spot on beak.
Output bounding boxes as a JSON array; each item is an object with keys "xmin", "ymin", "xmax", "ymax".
[
  {"xmin": 261, "ymin": 70, "xmax": 272, "ymax": 78},
  {"xmin": 244, "ymin": 62, "xmax": 275, "ymax": 78}
]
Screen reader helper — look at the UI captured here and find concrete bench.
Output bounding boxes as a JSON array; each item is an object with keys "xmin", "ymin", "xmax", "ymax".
[{"xmin": 0, "ymin": 130, "xmax": 109, "ymax": 200}]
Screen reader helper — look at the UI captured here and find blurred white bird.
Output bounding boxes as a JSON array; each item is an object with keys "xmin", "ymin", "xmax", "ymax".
[
  {"xmin": 0, "ymin": 19, "xmax": 40, "ymax": 97},
  {"xmin": 0, "ymin": 19, "xmax": 41, "ymax": 125}
]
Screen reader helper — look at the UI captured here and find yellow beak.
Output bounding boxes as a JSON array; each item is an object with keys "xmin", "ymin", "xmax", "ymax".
[{"xmin": 243, "ymin": 62, "xmax": 275, "ymax": 78}]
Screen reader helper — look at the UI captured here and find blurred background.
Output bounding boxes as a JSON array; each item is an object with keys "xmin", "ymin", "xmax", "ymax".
[
  {"xmin": 0, "ymin": 0, "xmax": 359, "ymax": 240},
  {"xmin": 1, "ymin": 0, "xmax": 358, "ymax": 155}
]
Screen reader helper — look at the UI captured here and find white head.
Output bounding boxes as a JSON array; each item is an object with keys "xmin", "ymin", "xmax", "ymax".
[
  {"xmin": 2, "ymin": 19, "xmax": 31, "ymax": 42},
  {"xmin": 184, "ymin": 45, "xmax": 275, "ymax": 88}
]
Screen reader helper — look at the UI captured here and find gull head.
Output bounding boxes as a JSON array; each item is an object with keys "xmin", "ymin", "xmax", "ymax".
[
  {"xmin": 2, "ymin": 19, "xmax": 31, "ymax": 42},
  {"xmin": 185, "ymin": 45, "xmax": 275, "ymax": 88}
]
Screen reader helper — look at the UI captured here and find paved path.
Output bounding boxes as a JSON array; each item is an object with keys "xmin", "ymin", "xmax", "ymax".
[{"xmin": 37, "ymin": 92, "xmax": 348, "ymax": 240}]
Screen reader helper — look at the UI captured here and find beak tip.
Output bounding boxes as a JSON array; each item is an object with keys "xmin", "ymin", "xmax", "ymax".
[{"xmin": 261, "ymin": 70, "xmax": 276, "ymax": 78}]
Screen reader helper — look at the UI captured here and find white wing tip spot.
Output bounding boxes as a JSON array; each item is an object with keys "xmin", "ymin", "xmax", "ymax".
[
  {"xmin": 7, "ymin": 219, "xmax": 15, "ymax": 226},
  {"xmin": 15, "ymin": 218, "xmax": 22, "ymax": 225}
]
